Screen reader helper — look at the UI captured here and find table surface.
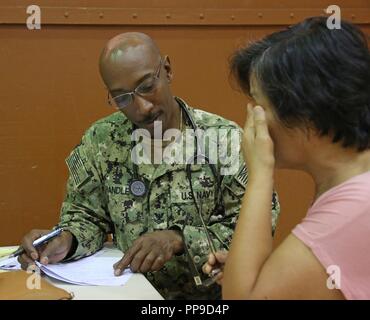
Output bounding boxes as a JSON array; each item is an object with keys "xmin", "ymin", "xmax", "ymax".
[{"xmin": 0, "ymin": 244, "xmax": 164, "ymax": 300}]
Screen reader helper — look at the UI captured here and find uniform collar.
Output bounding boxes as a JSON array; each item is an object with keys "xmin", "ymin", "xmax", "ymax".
[{"xmin": 137, "ymin": 97, "xmax": 203, "ymax": 182}]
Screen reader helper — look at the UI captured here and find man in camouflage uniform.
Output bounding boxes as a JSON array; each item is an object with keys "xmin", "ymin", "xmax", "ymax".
[{"xmin": 18, "ymin": 32, "xmax": 280, "ymax": 299}]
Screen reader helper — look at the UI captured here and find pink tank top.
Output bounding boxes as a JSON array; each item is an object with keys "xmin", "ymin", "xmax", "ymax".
[{"xmin": 292, "ymin": 171, "xmax": 370, "ymax": 299}]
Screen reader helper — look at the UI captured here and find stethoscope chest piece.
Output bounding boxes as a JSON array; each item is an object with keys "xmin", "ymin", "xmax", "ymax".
[{"xmin": 129, "ymin": 179, "xmax": 147, "ymax": 197}]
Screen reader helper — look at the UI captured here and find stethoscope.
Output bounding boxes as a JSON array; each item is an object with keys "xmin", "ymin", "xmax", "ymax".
[
  {"xmin": 130, "ymin": 98, "xmax": 222, "ymax": 287},
  {"xmin": 129, "ymin": 98, "xmax": 221, "ymax": 202}
]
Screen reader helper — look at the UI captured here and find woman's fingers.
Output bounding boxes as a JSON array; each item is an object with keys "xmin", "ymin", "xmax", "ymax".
[{"xmin": 253, "ymin": 105, "xmax": 269, "ymax": 138}]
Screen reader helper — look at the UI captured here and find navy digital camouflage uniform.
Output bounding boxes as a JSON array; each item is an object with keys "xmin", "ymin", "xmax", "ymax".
[{"xmin": 57, "ymin": 97, "xmax": 280, "ymax": 299}]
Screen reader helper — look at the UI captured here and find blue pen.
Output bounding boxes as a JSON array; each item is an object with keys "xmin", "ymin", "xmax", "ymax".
[{"xmin": 7, "ymin": 228, "xmax": 64, "ymax": 259}]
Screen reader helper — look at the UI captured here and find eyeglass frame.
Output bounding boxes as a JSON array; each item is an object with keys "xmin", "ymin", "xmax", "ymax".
[{"xmin": 107, "ymin": 56, "xmax": 165, "ymax": 110}]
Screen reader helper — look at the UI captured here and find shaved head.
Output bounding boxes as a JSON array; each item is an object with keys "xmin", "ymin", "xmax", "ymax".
[
  {"xmin": 101, "ymin": 32, "xmax": 160, "ymax": 59},
  {"xmin": 99, "ymin": 32, "xmax": 161, "ymax": 87}
]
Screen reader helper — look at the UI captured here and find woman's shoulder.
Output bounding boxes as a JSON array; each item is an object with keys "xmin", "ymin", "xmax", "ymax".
[
  {"xmin": 311, "ymin": 170, "xmax": 370, "ymax": 216},
  {"xmin": 295, "ymin": 170, "xmax": 370, "ymax": 241}
]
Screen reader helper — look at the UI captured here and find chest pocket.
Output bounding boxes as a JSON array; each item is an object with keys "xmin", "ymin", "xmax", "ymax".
[
  {"xmin": 103, "ymin": 164, "xmax": 147, "ymax": 239},
  {"xmin": 169, "ymin": 166, "xmax": 218, "ymax": 228}
]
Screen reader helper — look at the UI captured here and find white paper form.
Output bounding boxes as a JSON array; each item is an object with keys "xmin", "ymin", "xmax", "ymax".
[
  {"xmin": 36, "ymin": 256, "xmax": 132, "ymax": 286},
  {"xmin": 0, "ymin": 256, "xmax": 21, "ymax": 270},
  {"xmin": 0, "ymin": 247, "xmax": 132, "ymax": 286}
]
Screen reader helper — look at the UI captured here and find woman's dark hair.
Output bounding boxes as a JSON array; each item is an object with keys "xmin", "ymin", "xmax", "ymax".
[{"xmin": 231, "ymin": 17, "xmax": 370, "ymax": 151}]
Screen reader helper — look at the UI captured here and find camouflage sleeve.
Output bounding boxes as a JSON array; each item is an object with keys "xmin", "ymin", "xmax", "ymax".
[
  {"xmin": 57, "ymin": 129, "xmax": 112, "ymax": 260},
  {"xmin": 180, "ymin": 131, "xmax": 280, "ymax": 273}
]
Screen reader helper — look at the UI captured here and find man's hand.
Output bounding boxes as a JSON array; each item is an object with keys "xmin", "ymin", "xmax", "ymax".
[
  {"xmin": 202, "ymin": 251, "xmax": 228, "ymax": 285},
  {"xmin": 18, "ymin": 229, "xmax": 74, "ymax": 270},
  {"xmin": 113, "ymin": 230, "xmax": 183, "ymax": 275}
]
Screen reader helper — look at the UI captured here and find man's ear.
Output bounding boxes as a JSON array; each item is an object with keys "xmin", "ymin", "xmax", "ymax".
[{"xmin": 163, "ymin": 55, "xmax": 173, "ymax": 83}]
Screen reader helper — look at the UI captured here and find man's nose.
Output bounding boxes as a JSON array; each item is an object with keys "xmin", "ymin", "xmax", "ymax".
[{"xmin": 135, "ymin": 95, "xmax": 154, "ymax": 115}]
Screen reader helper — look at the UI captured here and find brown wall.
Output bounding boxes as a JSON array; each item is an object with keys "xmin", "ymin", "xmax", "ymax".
[{"xmin": 0, "ymin": 1, "xmax": 369, "ymax": 246}]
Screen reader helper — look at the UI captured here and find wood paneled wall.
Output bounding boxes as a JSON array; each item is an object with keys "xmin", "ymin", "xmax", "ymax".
[{"xmin": 0, "ymin": 1, "xmax": 369, "ymax": 246}]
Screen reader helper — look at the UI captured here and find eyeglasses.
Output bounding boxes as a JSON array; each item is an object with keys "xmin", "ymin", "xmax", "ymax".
[{"xmin": 107, "ymin": 57, "xmax": 164, "ymax": 110}]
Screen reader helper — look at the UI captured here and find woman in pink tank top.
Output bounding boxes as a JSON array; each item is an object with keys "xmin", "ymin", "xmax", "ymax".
[{"xmin": 203, "ymin": 17, "xmax": 370, "ymax": 299}]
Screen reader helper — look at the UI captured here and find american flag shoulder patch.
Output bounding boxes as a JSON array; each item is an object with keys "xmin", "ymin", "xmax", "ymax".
[
  {"xmin": 65, "ymin": 147, "xmax": 91, "ymax": 188},
  {"xmin": 235, "ymin": 165, "xmax": 248, "ymax": 187}
]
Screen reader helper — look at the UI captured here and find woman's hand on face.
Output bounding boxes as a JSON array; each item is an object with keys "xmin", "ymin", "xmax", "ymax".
[{"xmin": 242, "ymin": 104, "xmax": 275, "ymax": 178}]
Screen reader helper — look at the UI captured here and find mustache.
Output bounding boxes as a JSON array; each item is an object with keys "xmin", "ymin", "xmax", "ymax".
[{"xmin": 142, "ymin": 112, "xmax": 161, "ymax": 124}]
